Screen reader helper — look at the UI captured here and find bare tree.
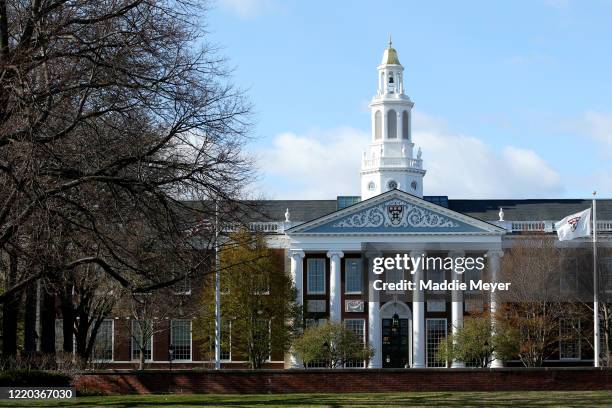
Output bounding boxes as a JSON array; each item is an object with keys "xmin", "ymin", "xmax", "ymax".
[
  {"xmin": 0, "ymin": 0, "xmax": 253, "ymax": 300},
  {"xmin": 498, "ymin": 237, "xmax": 567, "ymax": 367},
  {"xmin": 0, "ymin": 0, "xmax": 255, "ymax": 357}
]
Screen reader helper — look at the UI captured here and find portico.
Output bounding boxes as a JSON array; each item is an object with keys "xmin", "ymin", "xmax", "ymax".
[{"xmin": 286, "ymin": 189, "xmax": 506, "ymax": 368}]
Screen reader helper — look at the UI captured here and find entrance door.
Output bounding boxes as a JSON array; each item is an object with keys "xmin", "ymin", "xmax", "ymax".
[{"xmin": 382, "ymin": 318, "xmax": 409, "ymax": 368}]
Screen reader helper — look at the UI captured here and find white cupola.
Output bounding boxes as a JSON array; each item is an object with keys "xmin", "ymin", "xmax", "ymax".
[{"xmin": 360, "ymin": 37, "xmax": 426, "ymax": 200}]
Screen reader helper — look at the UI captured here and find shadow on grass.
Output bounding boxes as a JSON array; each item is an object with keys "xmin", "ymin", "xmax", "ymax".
[{"xmin": 1, "ymin": 391, "xmax": 612, "ymax": 407}]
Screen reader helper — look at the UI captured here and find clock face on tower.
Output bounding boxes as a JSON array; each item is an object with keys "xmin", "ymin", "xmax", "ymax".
[{"xmin": 387, "ymin": 180, "xmax": 398, "ymax": 190}]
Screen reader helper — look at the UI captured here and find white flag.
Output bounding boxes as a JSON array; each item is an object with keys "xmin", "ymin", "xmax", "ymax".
[{"xmin": 555, "ymin": 208, "xmax": 591, "ymax": 241}]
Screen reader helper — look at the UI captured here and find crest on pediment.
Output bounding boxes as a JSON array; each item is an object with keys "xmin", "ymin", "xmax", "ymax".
[{"xmin": 332, "ymin": 198, "xmax": 459, "ymax": 229}]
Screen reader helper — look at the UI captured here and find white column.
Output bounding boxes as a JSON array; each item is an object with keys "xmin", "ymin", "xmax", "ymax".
[
  {"xmin": 367, "ymin": 252, "xmax": 382, "ymax": 368},
  {"xmin": 290, "ymin": 250, "xmax": 305, "ymax": 306},
  {"xmin": 382, "ymin": 108, "xmax": 388, "ymax": 140},
  {"xmin": 289, "ymin": 250, "xmax": 305, "ymax": 368},
  {"xmin": 450, "ymin": 250, "xmax": 465, "ymax": 368},
  {"xmin": 327, "ymin": 250, "xmax": 344, "ymax": 323},
  {"xmin": 411, "ymin": 250, "xmax": 426, "ymax": 368},
  {"xmin": 397, "ymin": 110, "xmax": 403, "ymax": 142},
  {"xmin": 487, "ymin": 250, "xmax": 504, "ymax": 368}
]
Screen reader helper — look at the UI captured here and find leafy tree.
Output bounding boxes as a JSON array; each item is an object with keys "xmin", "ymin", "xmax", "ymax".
[
  {"xmin": 292, "ymin": 322, "xmax": 375, "ymax": 369},
  {"xmin": 437, "ymin": 314, "xmax": 518, "ymax": 368},
  {"xmin": 194, "ymin": 230, "xmax": 301, "ymax": 369}
]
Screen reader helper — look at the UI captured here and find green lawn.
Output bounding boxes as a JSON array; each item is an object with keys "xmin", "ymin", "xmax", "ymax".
[{"xmin": 0, "ymin": 392, "xmax": 611, "ymax": 407}]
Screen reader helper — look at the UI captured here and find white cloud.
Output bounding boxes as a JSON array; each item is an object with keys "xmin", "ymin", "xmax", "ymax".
[
  {"xmin": 217, "ymin": 0, "xmax": 277, "ymax": 18},
  {"xmin": 255, "ymin": 112, "xmax": 564, "ymax": 199},
  {"xmin": 412, "ymin": 112, "xmax": 562, "ymax": 198},
  {"xmin": 256, "ymin": 127, "xmax": 369, "ymax": 199},
  {"xmin": 582, "ymin": 111, "xmax": 612, "ymax": 147}
]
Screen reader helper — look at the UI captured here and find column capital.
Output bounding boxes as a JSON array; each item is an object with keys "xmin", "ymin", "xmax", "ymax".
[
  {"xmin": 448, "ymin": 250, "xmax": 465, "ymax": 258},
  {"xmin": 486, "ymin": 250, "xmax": 504, "ymax": 259},
  {"xmin": 326, "ymin": 250, "xmax": 344, "ymax": 259},
  {"xmin": 290, "ymin": 249, "xmax": 305, "ymax": 259},
  {"xmin": 409, "ymin": 250, "xmax": 426, "ymax": 258},
  {"xmin": 364, "ymin": 250, "xmax": 383, "ymax": 259}
]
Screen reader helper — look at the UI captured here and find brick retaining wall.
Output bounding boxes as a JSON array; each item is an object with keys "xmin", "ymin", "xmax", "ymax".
[{"xmin": 74, "ymin": 368, "xmax": 612, "ymax": 395}]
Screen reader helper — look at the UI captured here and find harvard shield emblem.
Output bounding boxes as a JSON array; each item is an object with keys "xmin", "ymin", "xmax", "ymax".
[
  {"xmin": 568, "ymin": 216, "xmax": 581, "ymax": 232},
  {"xmin": 387, "ymin": 204, "xmax": 404, "ymax": 225}
]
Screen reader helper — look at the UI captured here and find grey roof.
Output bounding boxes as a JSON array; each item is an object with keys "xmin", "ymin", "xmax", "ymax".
[
  {"xmin": 249, "ymin": 198, "xmax": 612, "ymax": 224},
  {"xmin": 240, "ymin": 200, "xmax": 337, "ymax": 222},
  {"xmin": 448, "ymin": 199, "xmax": 612, "ymax": 222},
  {"xmin": 182, "ymin": 197, "xmax": 612, "ymax": 224}
]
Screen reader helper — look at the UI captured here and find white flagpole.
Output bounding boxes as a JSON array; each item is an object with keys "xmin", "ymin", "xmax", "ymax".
[
  {"xmin": 593, "ymin": 191, "xmax": 600, "ymax": 368},
  {"xmin": 214, "ymin": 200, "xmax": 222, "ymax": 370}
]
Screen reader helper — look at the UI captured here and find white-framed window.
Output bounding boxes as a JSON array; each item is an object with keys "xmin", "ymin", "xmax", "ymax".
[
  {"xmin": 427, "ymin": 261, "xmax": 445, "ymax": 293},
  {"xmin": 601, "ymin": 258, "xmax": 612, "ymax": 293},
  {"xmin": 465, "ymin": 268, "xmax": 481, "ymax": 294},
  {"xmin": 464, "ymin": 296, "xmax": 484, "ymax": 313},
  {"xmin": 559, "ymin": 318, "xmax": 581, "ymax": 360},
  {"xmin": 307, "ymin": 258, "xmax": 326, "ymax": 294},
  {"xmin": 171, "ymin": 319, "xmax": 192, "ymax": 361},
  {"xmin": 220, "ymin": 318, "xmax": 231, "ymax": 361},
  {"xmin": 426, "ymin": 318, "xmax": 447, "ymax": 368},
  {"xmin": 344, "ymin": 319, "xmax": 366, "ymax": 368},
  {"xmin": 92, "ymin": 319, "xmax": 114, "ymax": 361},
  {"xmin": 305, "ymin": 318, "xmax": 327, "ymax": 329},
  {"xmin": 385, "ymin": 267, "xmax": 404, "ymax": 293},
  {"xmin": 305, "ymin": 318, "xmax": 327, "ymax": 368},
  {"xmin": 561, "ymin": 257, "xmax": 580, "ymax": 294},
  {"xmin": 131, "ymin": 320, "xmax": 153, "ymax": 361},
  {"xmin": 345, "ymin": 258, "xmax": 362, "ymax": 294},
  {"xmin": 174, "ymin": 276, "xmax": 192, "ymax": 295},
  {"xmin": 427, "ymin": 300, "xmax": 446, "ymax": 312}
]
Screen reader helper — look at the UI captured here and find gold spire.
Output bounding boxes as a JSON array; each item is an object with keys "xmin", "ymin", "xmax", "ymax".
[{"xmin": 381, "ymin": 36, "xmax": 400, "ymax": 65}]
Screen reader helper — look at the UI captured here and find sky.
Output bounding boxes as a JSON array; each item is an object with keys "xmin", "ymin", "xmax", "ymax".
[{"xmin": 206, "ymin": 0, "xmax": 612, "ymax": 200}]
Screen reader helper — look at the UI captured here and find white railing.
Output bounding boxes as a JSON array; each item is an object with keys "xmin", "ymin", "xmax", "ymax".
[
  {"xmin": 224, "ymin": 222, "xmax": 284, "ymax": 233},
  {"xmin": 493, "ymin": 220, "xmax": 612, "ymax": 233},
  {"xmin": 223, "ymin": 220, "xmax": 612, "ymax": 235},
  {"xmin": 598, "ymin": 220, "xmax": 612, "ymax": 231},
  {"xmin": 511, "ymin": 221, "xmax": 546, "ymax": 232},
  {"xmin": 362, "ymin": 157, "xmax": 423, "ymax": 169}
]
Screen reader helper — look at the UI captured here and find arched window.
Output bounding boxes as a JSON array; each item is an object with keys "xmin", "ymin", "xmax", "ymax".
[
  {"xmin": 402, "ymin": 111, "xmax": 409, "ymax": 139},
  {"xmin": 387, "ymin": 110, "xmax": 397, "ymax": 139},
  {"xmin": 374, "ymin": 111, "xmax": 382, "ymax": 140}
]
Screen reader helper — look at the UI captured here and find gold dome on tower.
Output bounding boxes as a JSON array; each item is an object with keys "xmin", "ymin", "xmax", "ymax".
[{"xmin": 381, "ymin": 36, "xmax": 401, "ymax": 65}]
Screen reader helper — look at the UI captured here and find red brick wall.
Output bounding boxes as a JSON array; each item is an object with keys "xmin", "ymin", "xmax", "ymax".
[{"xmin": 75, "ymin": 368, "xmax": 612, "ymax": 395}]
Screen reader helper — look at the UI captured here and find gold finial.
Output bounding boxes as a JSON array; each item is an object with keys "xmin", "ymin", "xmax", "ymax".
[{"xmin": 388, "ymin": 34, "xmax": 392, "ymax": 48}]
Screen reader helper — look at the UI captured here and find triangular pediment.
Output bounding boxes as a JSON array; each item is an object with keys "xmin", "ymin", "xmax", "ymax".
[{"xmin": 286, "ymin": 190, "xmax": 505, "ymax": 235}]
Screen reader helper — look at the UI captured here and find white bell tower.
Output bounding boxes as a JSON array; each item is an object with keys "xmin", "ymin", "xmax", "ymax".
[{"xmin": 360, "ymin": 38, "xmax": 426, "ymax": 200}]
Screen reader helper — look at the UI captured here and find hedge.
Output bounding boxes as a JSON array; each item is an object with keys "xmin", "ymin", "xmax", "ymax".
[{"xmin": 0, "ymin": 370, "xmax": 72, "ymax": 387}]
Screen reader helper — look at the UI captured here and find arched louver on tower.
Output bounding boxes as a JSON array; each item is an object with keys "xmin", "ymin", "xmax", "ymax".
[
  {"xmin": 375, "ymin": 111, "xmax": 382, "ymax": 140},
  {"xmin": 402, "ymin": 110, "xmax": 409, "ymax": 139},
  {"xmin": 387, "ymin": 110, "xmax": 397, "ymax": 139}
]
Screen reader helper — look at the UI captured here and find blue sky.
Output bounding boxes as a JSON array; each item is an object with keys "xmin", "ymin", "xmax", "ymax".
[{"xmin": 208, "ymin": 0, "xmax": 612, "ymax": 199}]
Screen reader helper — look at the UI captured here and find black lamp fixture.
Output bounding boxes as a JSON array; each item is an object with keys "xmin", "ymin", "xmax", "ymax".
[{"xmin": 392, "ymin": 313, "xmax": 400, "ymax": 328}]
